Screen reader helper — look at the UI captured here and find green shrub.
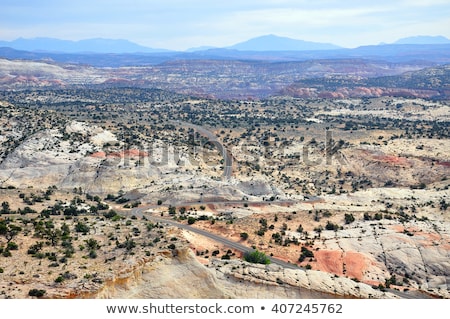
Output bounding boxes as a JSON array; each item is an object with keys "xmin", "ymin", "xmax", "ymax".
[
  {"xmin": 29, "ymin": 289, "xmax": 46, "ymax": 298},
  {"xmin": 325, "ymin": 221, "xmax": 339, "ymax": 231},
  {"xmin": 75, "ymin": 222, "xmax": 90, "ymax": 234},
  {"xmin": 88, "ymin": 250, "xmax": 97, "ymax": 259},
  {"xmin": 243, "ymin": 250, "xmax": 271, "ymax": 265},
  {"xmin": 55, "ymin": 276, "xmax": 64, "ymax": 283},
  {"xmin": 344, "ymin": 213, "xmax": 355, "ymax": 224},
  {"xmin": 299, "ymin": 246, "xmax": 315, "ymax": 262},
  {"xmin": 103, "ymin": 210, "xmax": 118, "ymax": 219},
  {"xmin": 7, "ymin": 242, "xmax": 18, "ymax": 250},
  {"xmin": 240, "ymin": 232, "xmax": 249, "ymax": 240}
]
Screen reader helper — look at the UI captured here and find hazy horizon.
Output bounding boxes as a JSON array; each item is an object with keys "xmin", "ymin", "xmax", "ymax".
[
  {"xmin": 2, "ymin": 34, "xmax": 450, "ymax": 53},
  {"xmin": 1, "ymin": 1, "xmax": 449, "ymax": 51}
]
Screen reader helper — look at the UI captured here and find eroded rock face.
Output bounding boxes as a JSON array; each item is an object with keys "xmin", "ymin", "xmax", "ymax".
[
  {"xmin": 0, "ymin": 121, "xmax": 161, "ymax": 193},
  {"xmin": 1, "ymin": 104, "xmax": 448, "ymax": 299},
  {"xmin": 75, "ymin": 248, "xmax": 398, "ymax": 299},
  {"xmin": 207, "ymin": 258, "xmax": 398, "ymax": 299},
  {"xmin": 0, "ymin": 118, "xmax": 285, "ymax": 202},
  {"xmin": 281, "ymin": 86, "xmax": 442, "ymax": 100},
  {"xmin": 96, "ymin": 248, "xmax": 228, "ymax": 299},
  {"xmin": 313, "ymin": 220, "xmax": 450, "ymax": 292}
]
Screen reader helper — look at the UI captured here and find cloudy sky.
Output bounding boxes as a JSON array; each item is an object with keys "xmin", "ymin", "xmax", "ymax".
[{"xmin": 1, "ymin": 0, "xmax": 449, "ymax": 50}]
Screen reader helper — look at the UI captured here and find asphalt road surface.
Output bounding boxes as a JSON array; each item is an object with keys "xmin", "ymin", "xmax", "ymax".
[
  {"xmin": 127, "ymin": 205, "xmax": 432, "ymax": 299},
  {"xmin": 131, "ymin": 205, "xmax": 300, "ymax": 270},
  {"xmin": 170, "ymin": 120, "xmax": 233, "ymax": 179}
]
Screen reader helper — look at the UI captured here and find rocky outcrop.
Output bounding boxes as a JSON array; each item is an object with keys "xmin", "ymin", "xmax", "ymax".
[
  {"xmin": 0, "ymin": 120, "xmax": 161, "ymax": 193},
  {"xmin": 281, "ymin": 86, "xmax": 441, "ymax": 99},
  {"xmin": 95, "ymin": 249, "xmax": 228, "ymax": 299},
  {"xmin": 72, "ymin": 248, "xmax": 398, "ymax": 299},
  {"xmin": 207, "ymin": 258, "xmax": 398, "ymax": 299}
]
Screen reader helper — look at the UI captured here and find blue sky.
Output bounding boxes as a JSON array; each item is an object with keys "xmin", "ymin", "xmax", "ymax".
[{"xmin": 1, "ymin": 0, "xmax": 449, "ymax": 50}]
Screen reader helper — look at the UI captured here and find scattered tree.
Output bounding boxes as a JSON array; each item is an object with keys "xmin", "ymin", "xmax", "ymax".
[{"xmin": 243, "ymin": 250, "xmax": 271, "ymax": 265}]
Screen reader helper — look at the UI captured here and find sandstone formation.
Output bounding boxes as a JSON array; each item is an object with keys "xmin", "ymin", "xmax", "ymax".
[{"xmin": 0, "ymin": 95, "xmax": 448, "ymax": 299}]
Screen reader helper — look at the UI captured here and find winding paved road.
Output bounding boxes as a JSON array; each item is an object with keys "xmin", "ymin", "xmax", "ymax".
[
  {"xmin": 125, "ymin": 204, "xmax": 428, "ymax": 299},
  {"xmin": 130, "ymin": 205, "xmax": 300, "ymax": 270},
  {"xmin": 170, "ymin": 120, "xmax": 233, "ymax": 179}
]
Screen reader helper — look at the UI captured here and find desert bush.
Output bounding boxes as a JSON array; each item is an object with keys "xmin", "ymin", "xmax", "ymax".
[
  {"xmin": 325, "ymin": 221, "xmax": 339, "ymax": 231},
  {"xmin": 28, "ymin": 289, "xmax": 46, "ymax": 298},
  {"xmin": 299, "ymin": 246, "xmax": 315, "ymax": 262},
  {"xmin": 243, "ymin": 250, "xmax": 271, "ymax": 264},
  {"xmin": 345, "ymin": 213, "xmax": 355, "ymax": 224},
  {"xmin": 75, "ymin": 222, "xmax": 90, "ymax": 234}
]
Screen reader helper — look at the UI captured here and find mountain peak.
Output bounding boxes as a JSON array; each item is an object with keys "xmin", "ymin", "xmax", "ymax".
[
  {"xmin": 227, "ymin": 34, "xmax": 341, "ymax": 51},
  {"xmin": 394, "ymin": 35, "xmax": 450, "ymax": 45},
  {"xmin": 0, "ymin": 37, "xmax": 170, "ymax": 53}
]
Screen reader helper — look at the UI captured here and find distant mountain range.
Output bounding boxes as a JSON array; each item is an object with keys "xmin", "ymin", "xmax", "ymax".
[
  {"xmin": 226, "ymin": 34, "xmax": 341, "ymax": 51},
  {"xmin": 1, "ymin": 34, "xmax": 449, "ymax": 54},
  {"xmin": 1, "ymin": 34, "xmax": 450, "ymax": 68},
  {"xmin": 393, "ymin": 35, "xmax": 450, "ymax": 45},
  {"xmin": 0, "ymin": 37, "xmax": 169, "ymax": 53}
]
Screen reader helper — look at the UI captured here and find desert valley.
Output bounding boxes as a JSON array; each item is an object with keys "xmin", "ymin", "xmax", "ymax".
[{"xmin": 0, "ymin": 36, "xmax": 449, "ymax": 299}]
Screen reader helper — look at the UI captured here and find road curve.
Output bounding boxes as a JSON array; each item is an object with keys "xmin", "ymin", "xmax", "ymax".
[
  {"xmin": 130, "ymin": 206, "xmax": 300, "ymax": 270},
  {"xmin": 170, "ymin": 120, "xmax": 233, "ymax": 179},
  {"xmin": 125, "ymin": 205, "xmax": 427, "ymax": 299}
]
